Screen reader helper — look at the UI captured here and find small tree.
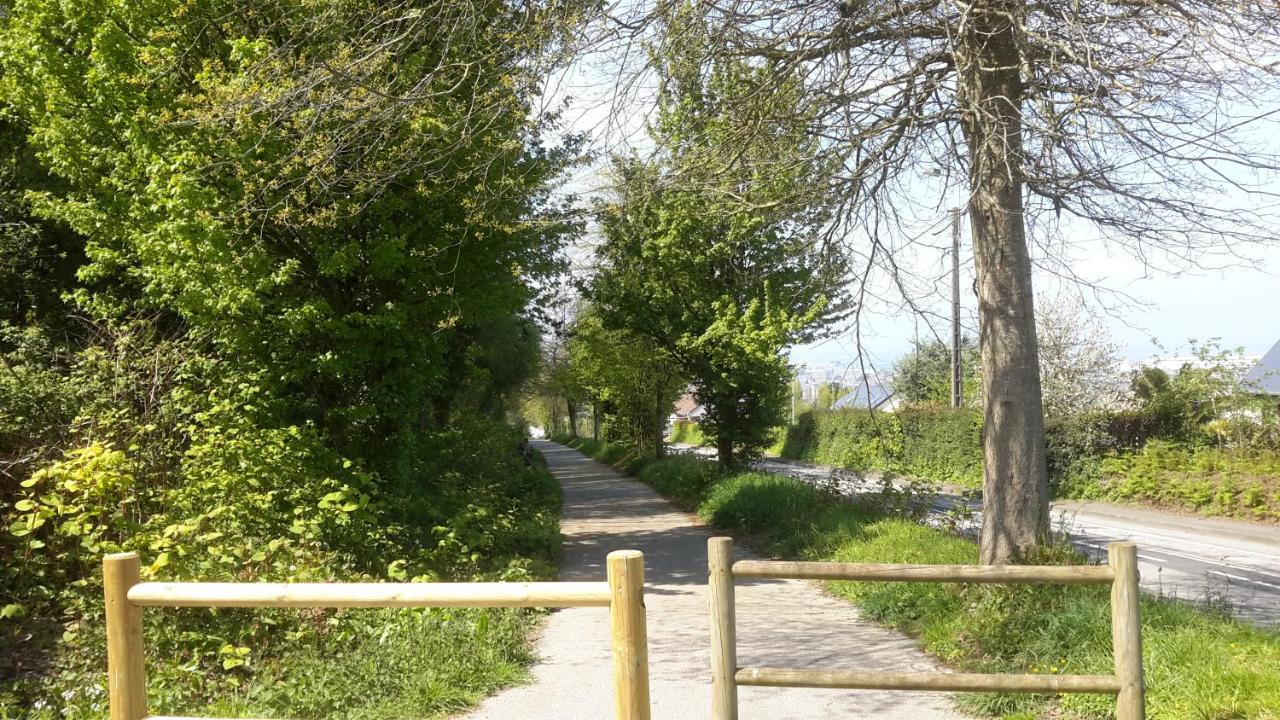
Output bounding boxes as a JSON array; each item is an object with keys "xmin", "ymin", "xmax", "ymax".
[
  {"xmin": 587, "ymin": 11, "xmax": 849, "ymax": 468},
  {"xmin": 893, "ymin": 338, "xmax": 981, "ymax": 407},
  {"xmin": 1036, "ymin": 296, "xmax": 1125, "ymax": 419}
]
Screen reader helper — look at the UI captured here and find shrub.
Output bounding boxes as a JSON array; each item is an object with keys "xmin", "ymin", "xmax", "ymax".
[
  {"xmin": 637, "ymin": 456, "xmax": 721, "ymax": 510},
  {"xmin": 667, "ymin": 420, "xmax": 708, "ymax": 446},
  {"xmin": 896, "ymin": 408, "xmax": 983, "ymax": 485},
  {"xmin": 778, "ymin": 407, "xmax": 982, "ymax": 487},
  {"xmin": 4, "ymin": 421, "xmax": 562, "ymax": 717},
  {"xmin": 1094, "ymin": 441, "xmax": 1280, "ymax": 521}
]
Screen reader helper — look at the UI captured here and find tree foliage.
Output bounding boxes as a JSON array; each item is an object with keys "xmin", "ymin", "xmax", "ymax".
[
  {"xmin": 565, "ymin": 309, "xmax": 684, "ymax": 454},
  {"xmin": 0, "ymin": 0, "xmax": 583, "ymax": 711},
  {"xmin": 585, "ymin": 8, "xmax": 849, "ymax": 467},
  {"xmin": 893, "ymin": 337, "xmax": 981, "ymax": 407},
  {"xmin": 1036, "ymin": 296, "xmax": 1125, "ymax": 419}
]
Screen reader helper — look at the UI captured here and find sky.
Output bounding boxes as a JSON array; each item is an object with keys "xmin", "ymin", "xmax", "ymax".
[
  {"xmin": 788, "ymin": 236, "xmax": 1280, "ymax": 372},
  {"xmin": 543, "ymin": 30, "xmax": 1280, "ymax": 374}
]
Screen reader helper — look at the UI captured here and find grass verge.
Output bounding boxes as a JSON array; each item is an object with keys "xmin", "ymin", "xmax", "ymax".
[{"xmin": 553, "ymin": 434, "xmax": 1280, "ymax": 720}]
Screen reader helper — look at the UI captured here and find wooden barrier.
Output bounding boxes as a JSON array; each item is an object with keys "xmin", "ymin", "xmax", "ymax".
[
  {"xmin": 104, "ymin": 550, "xmax": 650, "ymax": 720},
  {"xmin": 708, "ymin": 537, "xmax": 1146, "ymax": 720}
]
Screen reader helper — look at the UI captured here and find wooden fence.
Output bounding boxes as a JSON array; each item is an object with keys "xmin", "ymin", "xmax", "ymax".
[
  {"xmin": 708, "ymin": 537, "xmax": 1145, "ymax": 720},
  {"xmin": 104, "ymin": 550, "xmax": 650, "ymax": 720}
]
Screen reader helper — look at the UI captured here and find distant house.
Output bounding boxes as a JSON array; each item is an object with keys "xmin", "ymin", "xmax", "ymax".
[
  {"xmin": 1243, "ymin": 339, "xmax": 1280, "ymax": 397},
  {"xmin": 832, "ymin": 378, "xmax": 898, "ymax": 412},
  {"xmin": 669, "ymin": 393, "xmax": 707, "ymax": 426}
]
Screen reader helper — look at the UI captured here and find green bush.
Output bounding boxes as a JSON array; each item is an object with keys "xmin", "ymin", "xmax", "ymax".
[
  {"xmin": 778, "ymin": 407, "xmax": 982, "ymax": 487},
  {"xmin": 667, "ymin": 420, "xmax": 708, "ymax": 447},
  {"xmin": 637, "ymin": 456, "xmax": 721, "ymax": 510},
  {"xmin": 896, "ymin": 408, "xmax": 983, "ymax": 485},
  {"xmin": 1093, "ymin": 441, "xmax": 1280, "ymax": 521},
  {"xmin": 3, "ymin": 422, "xmax": 562, "ymax": 718}
]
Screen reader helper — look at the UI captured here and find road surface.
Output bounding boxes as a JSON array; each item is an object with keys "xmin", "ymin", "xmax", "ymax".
[
  {"xmin": 466, "ymin": 440, "xmax": 961, "ymax": 720},
  {"xmin": 677, "ymin": 445, "xmax": 1280, "ymax": 627}
]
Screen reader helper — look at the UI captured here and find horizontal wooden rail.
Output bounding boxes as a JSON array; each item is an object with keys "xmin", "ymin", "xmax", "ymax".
[
  {"xmin": 731, "ymin": 560, "xmax": 1114, "ymax": 585},
  {"xmin": 127, "ymin": 581, "xmax": 613, "ymax": 608},
  {"xmin": 734, "ymin": 667, "xmax": 1122, "ymax": 694},
  {"xmin": 106, "ymin": 551, "xmax": 650, "ymax": 720}
]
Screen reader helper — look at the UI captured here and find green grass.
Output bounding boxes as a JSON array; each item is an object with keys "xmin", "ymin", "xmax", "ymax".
[
  {"xmin": 191, "ymin": 608, "xmax": 540, "ymax": 720},
  {"xmin": 566, "ymin": 440, "xmax": 1280, "ymax": 720},
  {"xmin": 667, "ymin": 420, "xmax": 709, "ymax": 447}
]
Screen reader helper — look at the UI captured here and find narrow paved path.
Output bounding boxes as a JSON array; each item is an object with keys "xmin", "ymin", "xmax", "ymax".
[{"xmin": 466, "ymin": 440, "xmax": 960, "ymax": 720}]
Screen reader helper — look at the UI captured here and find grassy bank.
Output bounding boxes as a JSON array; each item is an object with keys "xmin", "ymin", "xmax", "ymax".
[
  {"xmin": 554, "ymin": 434, "xmax": 1280, "ymax": 719},
  {"xmin": 1058, "ymin": 441, "xmax": 1280, "ymax": 523}
]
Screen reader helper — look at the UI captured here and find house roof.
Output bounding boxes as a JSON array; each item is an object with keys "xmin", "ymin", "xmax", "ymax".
[
  {"xmin": 672, "ymin": 394, "xmax": 700, "ymax": 415},
  {"xmin": 833, "ymin": 379, "xmax": 895, "ymax": 410},
  {"xmin": 1244, "ymin": 339, "xmax": 1280, "ymax": 395}
]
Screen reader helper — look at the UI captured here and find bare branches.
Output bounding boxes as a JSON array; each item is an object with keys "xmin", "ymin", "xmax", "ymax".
[{"xmin": 597, "ymin": 0, "xmax": 1280, "ymax": 280}]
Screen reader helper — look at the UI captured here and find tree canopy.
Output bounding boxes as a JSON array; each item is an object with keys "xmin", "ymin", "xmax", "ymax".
[{"xmin": 585, "ymin": 10, "xmax": 849, "ymax": 466}]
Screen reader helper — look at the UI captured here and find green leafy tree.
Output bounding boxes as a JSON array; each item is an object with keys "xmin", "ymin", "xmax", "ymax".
[
  {"xmin": 893, "ymin": 338, "xmax": 981, "ymax": 407},
  {"xmin": 0, "ymin": 0, "xmax": 584, "ymax": 709},
  {"xmin": 566, "ymin": 310, "xmax": 683, "ymax": 455},
  {"xmin": 0, "ymin": 0, "xmax": 577, "ymax": 469},
  {"xmin": 587, "ymin": 9, "xmax": 848, "ymax": 468}
]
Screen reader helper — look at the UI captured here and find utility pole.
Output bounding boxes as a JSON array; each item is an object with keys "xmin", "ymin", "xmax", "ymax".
[
  {"xmin": 790, "ymin": 364, "xmax": 806, "ymax": 424},
  {"xmin": 950, "ymin": 208, "xmax": 963, "ymax": 409}
]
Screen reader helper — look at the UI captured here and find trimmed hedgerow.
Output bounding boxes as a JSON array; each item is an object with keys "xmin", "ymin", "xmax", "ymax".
[
  {"xmin": 778, "ymin": 407, "xmax": 983, "ymax": 487},
  {"xmin": 667, "ymin": 420, "xmax": 709, "ymax": 447}
]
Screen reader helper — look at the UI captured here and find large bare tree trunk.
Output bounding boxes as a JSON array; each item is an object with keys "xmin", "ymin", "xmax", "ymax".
[{"xmin": 959, "ymin": 0, "xmax": 1050, "ymax": 564}]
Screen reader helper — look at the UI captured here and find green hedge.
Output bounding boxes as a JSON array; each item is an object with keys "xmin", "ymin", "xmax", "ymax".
[
  {"xmin": 779, "ymin": 407, "xmax": 1280, "ymax": 520},
  {"xmin": 779, "ymin": 407, "xmax": 983, "ymax": 487},
  {"xmin": 667, "ymin": 420, "xmax": 708, "ymax": 447}
]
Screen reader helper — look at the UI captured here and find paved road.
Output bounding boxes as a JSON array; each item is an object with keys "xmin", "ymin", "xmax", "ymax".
[
  {"xmin": 465, "ymin": 440, "xmax": 960, "ymax": 720},
  {"xmin": 680, "ymin": 446, "xmax": 1280, "ymax": 627}
]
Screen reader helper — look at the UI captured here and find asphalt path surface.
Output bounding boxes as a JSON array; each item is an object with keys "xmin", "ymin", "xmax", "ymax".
[
  {"xmin": 466, "ymin": 440, "xmax": 961, "ymax": 720},
  {"xmin": 676, "ymin": 445, "xmax": 1280, "ymax": 627}
]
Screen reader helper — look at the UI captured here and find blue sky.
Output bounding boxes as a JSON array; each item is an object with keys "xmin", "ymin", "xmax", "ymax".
[
  {"xmin": 790, "ymin": 241, "xmax": 1280, "ymax": 369},
  {"xmin": 546, "ymin": 46, "xmax": 1280, "ymax": 370}
]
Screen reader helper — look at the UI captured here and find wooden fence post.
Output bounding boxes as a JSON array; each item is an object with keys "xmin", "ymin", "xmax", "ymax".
[
  {"xmin": 608, "ymin": 550, "xmax": 650, "ymax": 720},
  {"xmin": 708, "ymin": 537, "xmax": 738, "ymax": 720},
  {"xmin": 1109, "ymin": 542, "xmax": 1145, "ymax": 720},
  {"xmin": 104, "ymin": 552, "xmax": 147, "ymax": 720}
]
